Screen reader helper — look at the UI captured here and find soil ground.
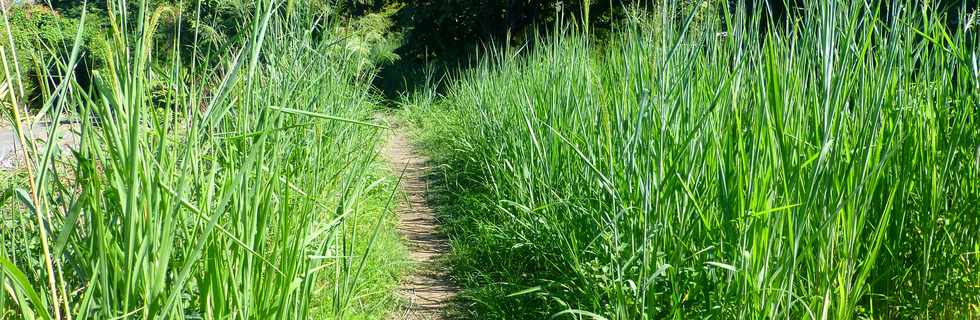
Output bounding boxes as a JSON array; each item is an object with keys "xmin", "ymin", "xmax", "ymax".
[{"xmin": 381, "ymin": 117, "xmax": 457, "ymax": 320}]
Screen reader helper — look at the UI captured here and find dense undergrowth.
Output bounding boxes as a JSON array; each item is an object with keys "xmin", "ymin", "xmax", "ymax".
[
  {"xmin": 0, "ymin": 1, "xmax": 406, "ymax": 319},
  {"xmin": 406, "ymin": 1, "xmax": 979, "ymax": 319}
]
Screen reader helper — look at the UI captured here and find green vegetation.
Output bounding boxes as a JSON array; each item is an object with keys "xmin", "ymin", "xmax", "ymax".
[
  {"xmin": 366, "ymin": 0, "xmax": 632, "ymax": 98},
  {"xmin": 0, "ymin": 1, "xmax": 405, "ymax": 319},
  {"xmin": 3, "ymin": 0, "xmax": 978, "ymax": 319},
  {"xmin": 0, "ymin": 4, "xmax": 108, "ymax": 108},
  {"xmin": 406, "ymin": 1, "xmax": 979, "ymax": 319}
]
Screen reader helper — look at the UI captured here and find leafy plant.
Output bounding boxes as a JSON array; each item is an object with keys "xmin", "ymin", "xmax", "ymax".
[{"xmin": 0, "ymin": 5, "xmax": 107, "ymax": 109}]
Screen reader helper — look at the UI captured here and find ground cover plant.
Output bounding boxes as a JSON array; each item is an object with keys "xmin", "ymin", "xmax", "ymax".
[
  {"xmin": 0, "ymin": 1, "xmax": 406, "ymax": 319},
  {"xmin": 406, "ymin": 0, "xmax": 980, "ymax": 318}
]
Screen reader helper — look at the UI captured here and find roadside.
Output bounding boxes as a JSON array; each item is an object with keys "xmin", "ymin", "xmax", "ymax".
[{"xmin": 0, "ymin": 121, "xmax": 78, "ymax": 169}]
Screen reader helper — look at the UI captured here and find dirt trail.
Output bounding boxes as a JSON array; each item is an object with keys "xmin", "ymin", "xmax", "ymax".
[{"xmin": 381, "ymin": 118, "xmax": 457, "ymax": 320}]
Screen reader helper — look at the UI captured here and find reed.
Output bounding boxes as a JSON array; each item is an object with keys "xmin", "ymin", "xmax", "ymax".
[
  {"xmin": 0, "ymin": 1, "xmax": 404, "ymax": 319},
  {"xmin": 407, "ymin": 1, "xmax": 979, "ymax": 318}
]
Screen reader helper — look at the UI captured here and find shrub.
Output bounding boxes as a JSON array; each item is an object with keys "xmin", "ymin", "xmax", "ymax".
[{"xmin": 0, "ymin": 5, "xmax": 108, "ymax": 109}]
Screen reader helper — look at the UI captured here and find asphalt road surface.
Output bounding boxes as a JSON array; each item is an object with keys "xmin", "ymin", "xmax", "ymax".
[{"xmin": 0, "ymin": 122, "xmax": 78, "ymax": 169}]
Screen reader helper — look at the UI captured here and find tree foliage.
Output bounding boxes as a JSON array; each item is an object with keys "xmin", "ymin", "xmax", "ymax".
[{"xmin": 0, "ymin": 5, "xmax": 108, "ymax": 107}]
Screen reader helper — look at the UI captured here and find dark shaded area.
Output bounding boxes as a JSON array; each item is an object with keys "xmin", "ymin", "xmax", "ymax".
[
  {"xmin": 367, "ymin": 0, "xmax": 976, "ymax": 101},
  {"xmin": 727, "ymin": 0, "xmax": 976, "ymax": 36},
  {"xmin": 371, "ymin": 0, "xmax": 635, "ymax": 100}
]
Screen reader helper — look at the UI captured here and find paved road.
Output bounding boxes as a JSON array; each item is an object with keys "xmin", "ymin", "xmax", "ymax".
[{"xmin": 0, "ymin": 122, "xmax": 78, "ymax": 169}]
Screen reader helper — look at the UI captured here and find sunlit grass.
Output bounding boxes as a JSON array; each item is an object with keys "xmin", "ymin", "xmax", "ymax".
[
  {"xmin": 407, "ymin": 1, "xmax": 979, "ymax": 318},
  {"xmin": 0, "ymin": 1, "xmax": 405, "ymax": 319}
]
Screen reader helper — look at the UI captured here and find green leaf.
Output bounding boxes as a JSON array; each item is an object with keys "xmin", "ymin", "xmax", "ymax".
[{"xmin": 0, "ymin": 256, "xmax": 51, "ymax": 319}]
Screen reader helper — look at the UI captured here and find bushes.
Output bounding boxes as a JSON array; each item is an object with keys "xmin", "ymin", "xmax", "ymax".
[
  {"xmin": 369, "ymin": 0, "xmax": 649, "ymax": 98},
  {"xmin": 0, "ymin": 5, "xmax": 107, "ymax": 108}
]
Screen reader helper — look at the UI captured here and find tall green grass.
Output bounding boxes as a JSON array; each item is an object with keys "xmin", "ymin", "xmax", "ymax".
[
  {"xmin": 0, "ymin": 1, "xmax": 405, "ymax": 319},
  {"xmin": 407, "ymin": 1, "xmax": 979, "ymax": 318}
]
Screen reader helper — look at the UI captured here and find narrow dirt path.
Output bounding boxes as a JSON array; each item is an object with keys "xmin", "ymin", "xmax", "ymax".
[{"xmin": 381, "ymin": 117, "xmax": 457, "ymax": 320}]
